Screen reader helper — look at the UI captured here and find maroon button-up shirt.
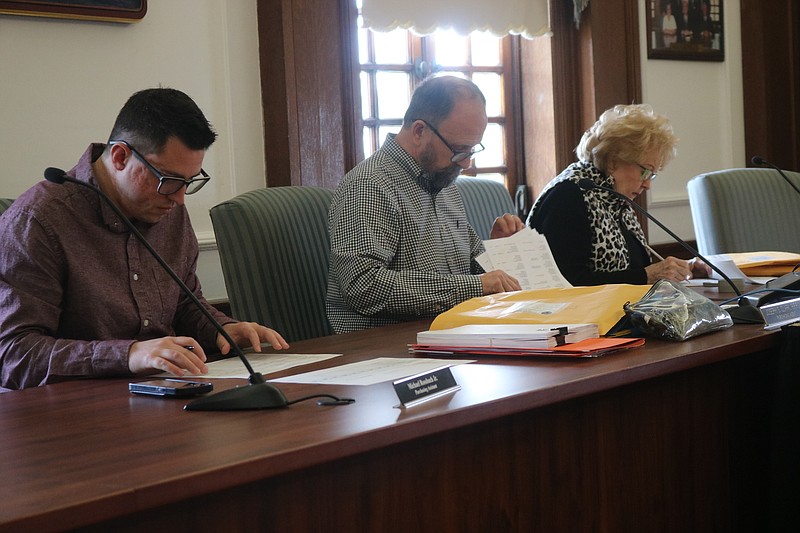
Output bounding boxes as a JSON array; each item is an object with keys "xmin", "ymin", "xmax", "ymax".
[{"xmin": 0, "ymin": 144, "xmax": 234, "ymax": 389}]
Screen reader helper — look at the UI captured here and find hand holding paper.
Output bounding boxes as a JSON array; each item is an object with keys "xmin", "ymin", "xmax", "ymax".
[{"xmin": 477, "ymin": 227, "xmax": 572, "ymax": 290}]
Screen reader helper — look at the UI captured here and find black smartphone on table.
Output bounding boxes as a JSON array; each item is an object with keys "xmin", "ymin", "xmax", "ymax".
[{"xmin": 129, "ymin": 379, "xmax": 213, "ymax": 398}]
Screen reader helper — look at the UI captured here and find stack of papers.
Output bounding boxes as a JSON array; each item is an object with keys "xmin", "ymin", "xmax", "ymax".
[
  {"xmin": 702, "ymin": 254, "xmax": 763, "ymax": 285},
  {"xmin": 700, "ymin": 252, "xmax": 800, "ymax": 285},
  {"xmin": 724, "ymin": 251, "xmax": 800, "ymax": 278},
  {"xmin": 411, "ymin": 337, "xmax": 645, "ymax": 358},
  {"xmin": 416, "ymin": 323, "xmax": 599, "ymax": 349},
  {"xmin": 411, "ymin": 323, "xmax": 645, "ymax": 358}
]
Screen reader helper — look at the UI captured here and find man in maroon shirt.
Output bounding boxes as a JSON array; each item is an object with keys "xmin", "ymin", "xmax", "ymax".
[{"xmin": 0, "ymin": 88, "xmax": 288, "ymax": 389}]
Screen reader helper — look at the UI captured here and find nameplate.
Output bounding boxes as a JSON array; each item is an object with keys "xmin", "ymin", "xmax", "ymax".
[
  {"xmin": 760, "ymin": 296, "xmax": 800, "ymax": 330},
  {"xmin": 393, "ymin": 365, "xmax": 460, "ymax": 408}
]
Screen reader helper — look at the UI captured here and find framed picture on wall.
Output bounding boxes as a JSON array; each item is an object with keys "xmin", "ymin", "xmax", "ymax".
[
  {"xmin": 646, "ymin": 0, "xmax": 724, "ymax": 61},
  {"xmin": 0, "ymin": 0, "xmax": 146, "ymax": 23}
]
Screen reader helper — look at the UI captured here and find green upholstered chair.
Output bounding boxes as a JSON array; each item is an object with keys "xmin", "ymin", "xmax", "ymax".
[
  {"xmin": 687, "ymin": 168, "xmax": 800, "ymax": 255},
  {"xmin": 454, "ymin": 176, "xmax": 516, "ymax": 240},
  {"xmin": 0, "ymin": 198, "xmax": 13, "ymax": 215},
  {"xmin": 210, "ymin": 186, "xmax": 335, "ymax": 343}
]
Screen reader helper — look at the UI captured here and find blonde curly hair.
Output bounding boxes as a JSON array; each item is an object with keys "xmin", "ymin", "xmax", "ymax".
[{"xmin": 576, "ymin": 103, "xmax": 678, "ymax": 173}]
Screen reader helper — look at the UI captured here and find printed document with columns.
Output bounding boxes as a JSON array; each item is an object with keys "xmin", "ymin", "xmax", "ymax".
[{"xmin": 477, "ymin": 227, "xmax": 572, "ymax": 290}]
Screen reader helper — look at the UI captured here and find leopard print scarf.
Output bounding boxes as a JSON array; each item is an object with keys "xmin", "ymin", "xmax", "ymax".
[{"xmin": 533, "ymin": 161, "xmax": 648, "ymax": 273}]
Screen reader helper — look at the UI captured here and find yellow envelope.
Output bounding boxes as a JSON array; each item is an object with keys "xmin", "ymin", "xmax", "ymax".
[
  {"xmin": 725, "ymin": 251, "xmax": 800, "ymax": 277},
  {"xmin": 431, "ymin": 284, "xmax": 650, "ymax": 335}
]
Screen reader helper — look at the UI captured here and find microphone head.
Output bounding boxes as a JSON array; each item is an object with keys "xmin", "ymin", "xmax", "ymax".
[
  {"xmin": 751, "ymin": 156, "xmax": 766, "ymax": 167},
  {"xmin": 577, "ymin": 178, "xmax": 596, "ymax": 191},
  {"xmin": 44, "ymin": 167, "xmax": 69, "ymax": 184}
]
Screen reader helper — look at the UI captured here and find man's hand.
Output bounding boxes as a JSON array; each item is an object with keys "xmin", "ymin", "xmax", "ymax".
[
  {"xmin": 480, "ymin": 270, "xmax": 522, "ymax": 294},
  {"xmin": 217, "ymin": 322, "xmax": 290, "ymax": 355},
  {"xmin": 128, "ymin": 336, "xmax": 208, "ymax": 376},
  {"xmin": 489, "ymin": 214, "xmax": 525, "ymax": 239}
]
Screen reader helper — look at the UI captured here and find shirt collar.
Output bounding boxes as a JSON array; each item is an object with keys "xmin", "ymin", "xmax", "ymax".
[{"xmin": 71, "ymin": 143, "xmax": 137, "ymax": 233}]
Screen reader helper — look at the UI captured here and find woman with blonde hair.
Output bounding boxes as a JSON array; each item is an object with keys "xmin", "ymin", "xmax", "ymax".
[{"xmin": 526, "ymin": 103, "xmax": 710, "ymax": 286}]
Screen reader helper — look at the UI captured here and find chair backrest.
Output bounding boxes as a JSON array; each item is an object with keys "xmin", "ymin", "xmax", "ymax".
[
  {"xmin": 0, "ymin": 198, "xmax": 13, "ymax": 216},
  {"xmin": 210, "ymin": 186, "xmax": 334, "ymax": 343},
  {"xmin": 454, "ymin": 177, "xmax": 516, "ymax": 240},
  {"xmin": 687, "ymin": 168, "xmax": 800, "ymax": 255}
]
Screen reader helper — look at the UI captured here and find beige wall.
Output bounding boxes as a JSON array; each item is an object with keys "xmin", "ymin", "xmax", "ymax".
[
  {"xmin": 639, "ymin": 0, "xmax": 745, "ymax": 244},
  {"xmin": 0, "ymin": 0, "xmax": 264, "ymax": 301},
  {"xmin": 0, "ymin": 0, "xmax": 746, "ymax": 300}
]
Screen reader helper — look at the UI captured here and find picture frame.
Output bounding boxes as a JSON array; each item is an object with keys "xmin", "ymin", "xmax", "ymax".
[
  {"xmin": 646, "ymin": 0, "xmax": 724, "ymax": 61},
  {"xmin": 0, "ymin": 0, "xmax": 146, "ymax": 23}
]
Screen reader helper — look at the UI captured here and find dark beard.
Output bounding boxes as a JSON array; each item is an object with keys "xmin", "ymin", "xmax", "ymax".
[
  {"xmin": 418, "ymin": 144, "xmax": 462, "ymax": 193},
  {"xmin": 422, "ymin": 166, "xmax": 461, "ymax": 191}
]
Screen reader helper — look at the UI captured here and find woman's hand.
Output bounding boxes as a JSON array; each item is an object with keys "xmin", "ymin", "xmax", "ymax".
[{"xmin": 644, "ymin": 256, "xmax": 694, "ymax": 284}]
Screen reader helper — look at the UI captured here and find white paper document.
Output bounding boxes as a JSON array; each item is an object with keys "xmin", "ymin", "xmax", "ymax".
[
  {"xmin": 704, "ymin": 254, "xmax": 765, "ymax": 284},
  {"xmin": 270, "ymin": 357, "xmax": 474, "ymax": 386},
  {"xmin": 476, "ymin": 228, "xmax": 571, "ymax": 290},
  {"xmin": 164, "ymin": 353, "xmax": 342, "ymax": 379}
]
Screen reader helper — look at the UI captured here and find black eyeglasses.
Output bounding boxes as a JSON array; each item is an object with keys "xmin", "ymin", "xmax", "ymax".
[
  {"xmin": 418, "ymin": 119, "xmax": 484, "ymax": 163},
  {"xmin": 108, "ymin": 140, "xmax": 211, "ymax": 195},
  {"xmin": 636, "ymin": 163, "xmax": 658, "ymax": 182}
]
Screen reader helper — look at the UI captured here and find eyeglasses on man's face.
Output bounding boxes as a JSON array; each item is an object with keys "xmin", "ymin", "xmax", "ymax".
[
  {"xmin": 418, "ymin": 119, "xmax": 484, "ymax": 163},
  {"xmin": 108, "ymin": 140, "xmax": 211, "ymax": 195},
  {"xmin": 636, "ymin": 163, "xmax": 658, "ymax": 182}
]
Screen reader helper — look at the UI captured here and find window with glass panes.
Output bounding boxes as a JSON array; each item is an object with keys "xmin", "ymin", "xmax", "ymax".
[{"xmin": 356, "ymin": 2, "xmax": 515, "ymax": 187}]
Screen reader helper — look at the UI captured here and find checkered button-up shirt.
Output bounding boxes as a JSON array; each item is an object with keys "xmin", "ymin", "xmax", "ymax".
[{"xmin": 326, "ymin": 134, "xmax": 485, "ymax": 333}]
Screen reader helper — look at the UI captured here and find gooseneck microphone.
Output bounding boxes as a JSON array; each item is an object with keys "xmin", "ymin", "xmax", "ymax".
[
  {"xmin": 577, "ymin": 178, "xmax": 743, "ymax": 298},
  {"xmin": 751, "ymin": 156, "xmax": 800, "ymax": 197},
  {"xmin": 44, "ymin": 167, "xmax": 290, "ymax": 411}
]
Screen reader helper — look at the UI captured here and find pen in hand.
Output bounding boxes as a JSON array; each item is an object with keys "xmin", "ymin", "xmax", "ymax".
[{"xmin": 645, "ymin": 244, "xmax": 665, "ymax": 262}]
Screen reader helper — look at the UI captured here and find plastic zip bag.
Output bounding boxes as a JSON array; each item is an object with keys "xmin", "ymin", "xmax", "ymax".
[{"xmin": 623, "ymin": 280, "xmax": 733, "ymax": 341}]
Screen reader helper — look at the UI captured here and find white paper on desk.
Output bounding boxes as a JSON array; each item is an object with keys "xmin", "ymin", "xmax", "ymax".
[
  {"xmin": 270, "ymin": 357, "xmax": 474, "ymax": 386},
  {"xmin": 704, "ymin": 254, "xmax": 764, "ymax": 284},
  {"xmin": 163, "ymin": 353, "xmax": 342, "ymax": 379},
  {"xmin": 683, "ymin": 278, "xmax": 713, "ymax": 287},
  {"xmin": 476, "ymin": 228, "xmax": 571, "ymax": 290}
]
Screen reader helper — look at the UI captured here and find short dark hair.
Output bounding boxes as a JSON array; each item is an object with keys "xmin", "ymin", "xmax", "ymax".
[
  {"xmin": 402, "ymin": 76, "xmax": 486, "ymax": 128},
  {"xmin": 107, "ymin": 88, "xmax": 217, "ymax": 154}
]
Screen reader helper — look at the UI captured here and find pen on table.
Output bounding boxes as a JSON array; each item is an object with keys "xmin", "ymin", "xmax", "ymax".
[{"xmin": 645, "ymin": 244, "xmax": 665, "ymax": 262}]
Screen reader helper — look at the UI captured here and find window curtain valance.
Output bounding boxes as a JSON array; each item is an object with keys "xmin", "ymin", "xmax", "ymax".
[{"xmin": 361, "ymin": 0, "xmax": 551, "ymax": 38}]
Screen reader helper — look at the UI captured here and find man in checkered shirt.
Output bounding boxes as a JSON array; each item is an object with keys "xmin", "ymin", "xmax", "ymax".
[{"xmin": 327, "ymin": 76, "xmax": 524, "ymax": 333}]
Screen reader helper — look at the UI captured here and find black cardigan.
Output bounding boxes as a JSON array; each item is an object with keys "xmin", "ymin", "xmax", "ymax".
[{"xmin": 528, "ymin": 180, "xmax": 650, "ymax": 286}]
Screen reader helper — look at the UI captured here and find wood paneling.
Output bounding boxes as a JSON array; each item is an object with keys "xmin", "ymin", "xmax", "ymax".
[
  {"xmin": 256, "ymin": 0, "xmax": 360, "ymax": 187},
  {"xmin": 548, "ymin": 0, "xmax": 642, "ymax": 172},
  {"xmin": 533, "ymin": 0, "xmax": 648, "ymax": 230},
  {"xmin": 652, "ymin": 240, "xmax": 698, "ymax": 260},
  {"xmin": 740, "ymin": 0, "xmax": 800, "ymax": 170}
]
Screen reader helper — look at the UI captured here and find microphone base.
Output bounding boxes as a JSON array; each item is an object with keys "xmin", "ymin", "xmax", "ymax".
[
  {"xmin": 726, "ymin": 302, "xmax": 766, "ymax": 324},
  {"xmin": 184, "ymin": 382, "xmax": 289, "ymax": 411}
]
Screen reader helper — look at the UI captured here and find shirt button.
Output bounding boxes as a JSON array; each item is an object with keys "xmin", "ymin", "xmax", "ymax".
[
  {"xmin": 133, "ymin": 273, "xmax": 139, "ymax": 281},
  {"xmin": 143, "ymin": 319, "xmax": 150, "ymax": 327}
]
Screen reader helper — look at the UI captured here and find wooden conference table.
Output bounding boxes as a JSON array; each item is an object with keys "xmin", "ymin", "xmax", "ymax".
[{"xmin": 0, "ymin": 318, "xmax": 790, "ymax": 532}]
